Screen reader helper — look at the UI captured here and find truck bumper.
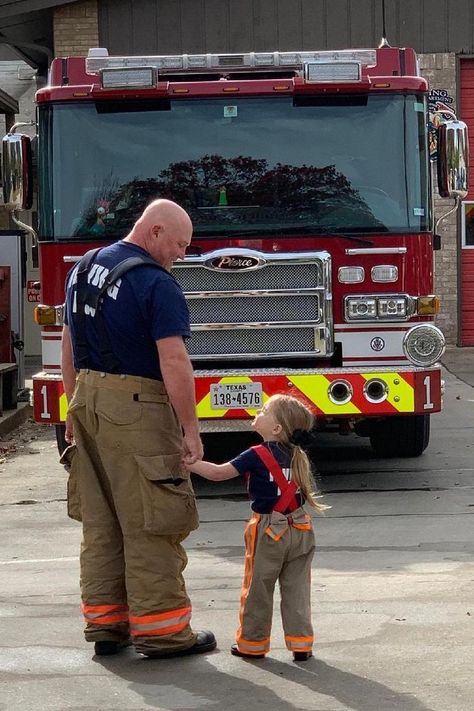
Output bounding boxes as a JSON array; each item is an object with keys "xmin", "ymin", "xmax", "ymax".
[
  {"xmin": 194, "ymin": 366, "xmax": 442, "ymax": 425},
  {"xmin": 32, "ymin": 365, "xmax": 442, "ymax": 425}
]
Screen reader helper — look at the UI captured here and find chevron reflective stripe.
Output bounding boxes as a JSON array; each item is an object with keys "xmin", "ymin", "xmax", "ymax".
[
  {"xmin": 285, "ymin": 634, "xmax": 313, "ymax": 652},
  {"xmin": 129, "ymin": 606, "xmax": 192, "ymax": 637},
  {"xmin": 81, "ymin": 603, "xmax": 129, "ymax": 625},
  {"xmin": 59, "ymin": 392, "xmax": 68, "ymax": 421},
  {"xmin": 289, "ymin": 372, "xmax": 414, "ymax": 414},
  {"xmin": 288, "ymin": 374, "xmax": 361, "ymax": 415},
  {"xmin": 362, "ymin": 371, "xmax": 414, "ymax": 412},
  {"xmin": 194, "ymin": 369, "xmax": 421, "ymax": 417}
]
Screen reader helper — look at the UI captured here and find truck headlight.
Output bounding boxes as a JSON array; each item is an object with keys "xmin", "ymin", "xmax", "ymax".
[
  {"xmin": 403, "ymin": 324, "xmax": 445, "ymax": 366},
  {"xmin": 345, "ymin": 294, "xmax": 413, "ymax": 321},
  {"xmin": 345, "ymin": 296, "xmax": 377, "ymax": 320},
  {"xmin": 377, "ymin": 297, "xmax": 407, "ymax": 318}
]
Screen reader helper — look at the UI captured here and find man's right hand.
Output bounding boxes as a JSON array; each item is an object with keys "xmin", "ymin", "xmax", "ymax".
[{"xmin": 183, "ymin": 432, "xmax": 204, "ymax": 465}]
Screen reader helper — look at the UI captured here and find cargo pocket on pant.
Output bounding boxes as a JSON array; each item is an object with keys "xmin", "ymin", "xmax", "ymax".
[
  {"xmin": 134, "ymin": 453, "xmax": 199, "ymax": 535},
  {"xmin": 59, "ymin": 444, "xmax": 82, "ymax": 522}
]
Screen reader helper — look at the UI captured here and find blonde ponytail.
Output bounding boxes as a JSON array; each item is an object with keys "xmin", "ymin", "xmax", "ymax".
[
  {"xmin": 264, "ymin": 393, "xmax": 330, "ymax": 513},
  {"xmin": 290, "ymin": 446, "xmax": 330, "ymax": 513}
]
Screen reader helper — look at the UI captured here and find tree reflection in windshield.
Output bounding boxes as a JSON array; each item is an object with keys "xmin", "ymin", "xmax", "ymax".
[{"xmin": 75, "ymin": 154, "xmax": 384, "ymax": 237}]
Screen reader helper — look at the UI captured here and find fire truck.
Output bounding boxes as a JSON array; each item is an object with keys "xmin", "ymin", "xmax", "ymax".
[{"xmin": 1, "ymin": 45, "xmax": 469, "ymax": 456}]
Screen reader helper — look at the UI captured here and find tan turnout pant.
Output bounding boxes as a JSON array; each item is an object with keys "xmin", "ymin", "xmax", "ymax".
[
  {"xmin": 236, "ymin": 509, "xmax": 315, "ymax": 657},
  {"xmin": 67, "ymin": 369, "xmax": 199, "ymax": 655}
]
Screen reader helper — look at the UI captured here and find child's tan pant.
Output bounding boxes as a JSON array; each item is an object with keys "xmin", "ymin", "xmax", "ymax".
[{"xmin": 236, "ymin": 508, "xmax": 315, "ymax": 657}]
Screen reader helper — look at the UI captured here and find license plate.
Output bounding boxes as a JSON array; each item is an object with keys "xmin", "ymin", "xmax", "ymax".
[{"xmin": 210, "ymin": 382, "xmax": 263, "ymax": 410}]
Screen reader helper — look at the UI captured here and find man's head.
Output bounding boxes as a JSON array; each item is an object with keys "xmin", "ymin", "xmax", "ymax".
[{"xmin": 125, "ymin": 199, "xmax": 193, "ymax": 271}]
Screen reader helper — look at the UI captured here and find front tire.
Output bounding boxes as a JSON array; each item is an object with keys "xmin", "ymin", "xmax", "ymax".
[{"xmin": 369, "ymin": 414, "xmax": 430, "ymax": 458}]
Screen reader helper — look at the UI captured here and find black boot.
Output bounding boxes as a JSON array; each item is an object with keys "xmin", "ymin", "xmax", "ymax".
[
  {"xmin": 94, "ymin": 639, "xmax": 132, "ymax": 656},
  {"xmin": 143, "ymin": 630, "xmax": 216, "ymax": 658}
]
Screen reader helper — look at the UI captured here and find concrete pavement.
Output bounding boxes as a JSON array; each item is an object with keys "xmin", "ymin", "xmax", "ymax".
[
  {"xmin": 440, "ymin": 345, "xmax": 474, "ymax": 387},
  {"xmin": 0, "ymin": 365, "xmax": 473, "ymax": 710}
]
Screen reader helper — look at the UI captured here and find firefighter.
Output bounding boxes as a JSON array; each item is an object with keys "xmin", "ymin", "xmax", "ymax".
[
  {"xmin": 186, "ymin": 394, "xmax": 329, "ymax": 661},
  {"xmin": 60, "ymin": 199, "xmax": 216, "ymax": 658}
]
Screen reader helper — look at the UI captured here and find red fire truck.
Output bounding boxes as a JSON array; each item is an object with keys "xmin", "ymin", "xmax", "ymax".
[{"xmin": 2, "ymin": 45, "xmax": 468, "ymax": 456}]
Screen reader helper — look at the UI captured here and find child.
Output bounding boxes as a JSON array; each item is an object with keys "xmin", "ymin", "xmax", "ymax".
[{"xmin": 185, "ymin": 393, "xmax": 329, "ymax": 662}]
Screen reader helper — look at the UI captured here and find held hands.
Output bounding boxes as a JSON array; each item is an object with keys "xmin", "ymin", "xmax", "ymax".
[{"xmin": 182, "ymin": 432, "xmax": 204, "ymax": 466}]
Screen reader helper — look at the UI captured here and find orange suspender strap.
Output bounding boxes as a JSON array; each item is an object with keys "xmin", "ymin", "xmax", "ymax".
[{"xmin": 251, "ymin": 444, "xmax": 299, "ymax": 513}]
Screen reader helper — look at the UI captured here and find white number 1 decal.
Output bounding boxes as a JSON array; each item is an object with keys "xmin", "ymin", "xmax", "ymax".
[
  {"xmin": 40, "ymin": 385, "xmax": 51, "ymax": 419},
  {"xmin": 423, "ymin": 375, "xmax": 434, "ymax": 410}
]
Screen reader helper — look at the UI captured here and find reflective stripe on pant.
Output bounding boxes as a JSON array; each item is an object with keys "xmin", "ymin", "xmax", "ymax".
[
  {"xmin": 69, "ymin": 370, "xmax": 198, "ymax": 653},
  {"xmin": 236, "ymin": 509, "xmax": 315, "ymax": 656}
]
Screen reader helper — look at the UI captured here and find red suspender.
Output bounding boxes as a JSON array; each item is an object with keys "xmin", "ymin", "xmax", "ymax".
[{"xmin": 252, "ymin": 444, "xmax": 299, "ymax": 513}]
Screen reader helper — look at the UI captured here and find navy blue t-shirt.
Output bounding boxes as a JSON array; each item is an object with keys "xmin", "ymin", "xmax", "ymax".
[
  {"xmin": 231, "ymin": 441, "xmax": 305, "ymax": 514},
  {"xmin": 64, "ymin": 241, "xmax": 190, "ymax": 380}
]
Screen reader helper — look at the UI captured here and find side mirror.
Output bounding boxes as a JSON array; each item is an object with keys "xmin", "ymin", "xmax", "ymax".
[
  {"xmin": 437, "ymin": 120, "xmax": 469, "ymax": 199},
  {"xmin": 1, "ymin": 133, "xmax": 33, "ymax": 210}
]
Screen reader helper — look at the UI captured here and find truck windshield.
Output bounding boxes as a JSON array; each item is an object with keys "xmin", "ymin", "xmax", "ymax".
[{"xmin": 38, "ymin": 93, "xmax": 430, "ymax": 240}]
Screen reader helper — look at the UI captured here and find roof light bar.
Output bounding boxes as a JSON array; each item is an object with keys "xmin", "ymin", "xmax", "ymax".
[{"xmin": 86, "ymin": 47, "xmax": 376, "ymax": 75}]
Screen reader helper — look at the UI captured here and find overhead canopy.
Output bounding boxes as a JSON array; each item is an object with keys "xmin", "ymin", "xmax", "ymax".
[{"xmin": 0, "ymin": 0, "xmax": 78, "ymax": 72}]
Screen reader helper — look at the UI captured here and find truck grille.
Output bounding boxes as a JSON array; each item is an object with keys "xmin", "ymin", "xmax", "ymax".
[
  {"xmin": 172, "ymin": 249, "xmax": 332, "ymax": 360},
  {"xmin": 187, "ymin": 294, "xmax": 320, "ymax": 325}
]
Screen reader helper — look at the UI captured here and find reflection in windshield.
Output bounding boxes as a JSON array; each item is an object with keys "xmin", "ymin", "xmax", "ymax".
[{"xmin": 38, "ymin": 95, "xmax": 430, "ymax": 240}]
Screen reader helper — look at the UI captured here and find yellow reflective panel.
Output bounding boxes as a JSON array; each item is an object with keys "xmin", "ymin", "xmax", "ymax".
[
  {"xmin": 59, "ymin": 392, "xmax": 68, "ymax": 422},
  {"xmin": 360, "ymin": 372, "xmax": 414, "ymax": 412},
  {"xmin": 288, "ymin": 375, "xmax": 361, "ymax": 415}
]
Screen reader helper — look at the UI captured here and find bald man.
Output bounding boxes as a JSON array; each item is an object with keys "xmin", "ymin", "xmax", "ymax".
[{"xmin": 61, "ymin": 199, "xmax": 216, "ymax": 659}]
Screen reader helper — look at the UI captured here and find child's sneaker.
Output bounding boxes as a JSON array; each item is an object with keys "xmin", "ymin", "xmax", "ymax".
[{"xmin": 231, "ymin": 644, "xmax": 265, "ymax": 659}]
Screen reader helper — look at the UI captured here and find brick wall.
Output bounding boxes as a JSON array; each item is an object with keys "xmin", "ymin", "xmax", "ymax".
[
  {"xmin": 419, "ymin": 53, "xmax": 458, "ymax": 344},
  {"xmin": 53, "ymin": 0, "xmax": 99, "ymax": 57}
]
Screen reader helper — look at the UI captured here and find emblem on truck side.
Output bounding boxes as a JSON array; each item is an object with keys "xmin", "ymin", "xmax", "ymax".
[{"xmin": 205, "ymin": 254, "xmax": 266, "ymax": 271}]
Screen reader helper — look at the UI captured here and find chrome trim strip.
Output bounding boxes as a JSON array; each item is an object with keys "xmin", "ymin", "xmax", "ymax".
[
  {"xmin": 185, "ymin": 288, "xmax": 322, "ymax": 298},
  {"xmin": 191, "ymin": 321, "xmax": 321, "ymax": 330},
  {"xmin": 192, "ymin": 350, "xmax": 320, "ymax": 360},
  {"xmin": 344, "ymin": 247, "xmax": 407, "ymax": 255},
  {"xmin": 193, "ymin": 365, "xmax": 440, "ymax": 376}
]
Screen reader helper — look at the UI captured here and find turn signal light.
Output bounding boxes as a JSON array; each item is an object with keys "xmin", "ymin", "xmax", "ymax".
[
  {"xmin": 34, "ymin": 304, "xmax": 64, "ymax": 326},
  {"xmin": 417, "ymin": 295, "xmax": 440, "ymax": 315}
]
